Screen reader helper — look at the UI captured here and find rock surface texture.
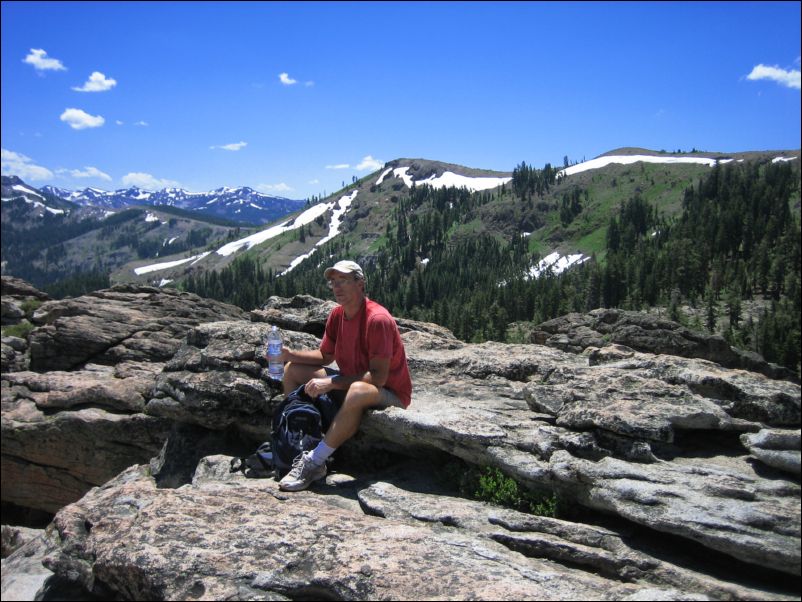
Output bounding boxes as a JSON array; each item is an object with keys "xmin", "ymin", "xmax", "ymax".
[{"xmin": 2, "ymin": 278, "xmax": 800, "ymax": 600}]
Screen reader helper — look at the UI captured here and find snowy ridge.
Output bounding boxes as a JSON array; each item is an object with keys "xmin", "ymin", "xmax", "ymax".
[
  {"xmin": 37, "ymin": 183, "xmax": 304, "ymax": 225},
  {"xmin": 376, "ymin": 166, "xmax": 510, "ymax": 192},
  {"xmin": 557, "ymin": 154, "xmax": 733, "ymax": 178},
  {"xmin": 557, "ymin": 153, "xmax": 798, "ymax": 178},
  {"xmin": 6, "ymin": 184, "xmax": 65, "ymax": 215}
]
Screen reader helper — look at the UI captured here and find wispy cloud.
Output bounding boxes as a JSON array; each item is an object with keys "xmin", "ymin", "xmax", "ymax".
[
  {"xmin": 57, "ymin": 166, "xmax": 112, "ymax": 181},
  {"xmin": 210, "ymin": 141, "xmax": 247, "ymax": 151},
  {"xmin": 72, "ymin": 71, "xmax": 117, "ymax": 92},
  {"xmin": 60, "ymin": 108, "xmax": 105, "ymax": 130},
  {"xmin": 23, "ymin": 48, "xmax": 66, "ymax": 72},
  {"xmin": 356, "ymin": 155, "xmax": 383, "ymax": 171},
  {"xmin": 746, "ymin": 63, "xmax": 801, "ymax": 90},
  {"xmin": 326, "ymin": 156, "xmax": 384, "ymax": 172},
  {"xmin": 121, "ymin": 172, "xmax": 179, "ymax": 190},
  {"xmin": 1, "ymin": 148, "xmax": 54, "ymax": 180},
  {"xmin": 134, "ymin": 120, "xmax": 149, "ymax": 127},
  {"xmin": 257, "ymin": 182, "xmax": 293, "ymax": 193},
  {"xmin": 279, "ymin": 72, "xmax": 314, "ymax": 87}
]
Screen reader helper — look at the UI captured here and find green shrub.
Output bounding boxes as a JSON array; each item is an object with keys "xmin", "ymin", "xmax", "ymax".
[
  {"xmin": 473, "ymin": 467, "xmax": 560, "ymax": 516},
  {"xmin": 2, "ymin": 321, "xmax": 34, "ymax": 339},
  {"xmin": 442, "ymin": 461, "xmax": 560, "ymax": 517},
  {"xmin": 20, "ymin": 299, "xmax": 43, "ymax": 315}
]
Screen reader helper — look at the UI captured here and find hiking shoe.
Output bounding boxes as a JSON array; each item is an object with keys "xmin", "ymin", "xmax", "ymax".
[{"xmin": 278, "ymin": 451, "xmax": 327, "ymax": 491}]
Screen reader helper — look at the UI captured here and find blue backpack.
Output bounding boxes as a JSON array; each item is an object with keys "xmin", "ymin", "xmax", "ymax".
[{"xmin": 231, "ymin": 385, "xmax": 341, "ymax": 479}]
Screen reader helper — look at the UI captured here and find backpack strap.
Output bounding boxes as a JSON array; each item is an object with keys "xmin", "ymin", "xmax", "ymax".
[{"xmin": 229, "ymin": 457, "xmax": 246, "ymax": 474}]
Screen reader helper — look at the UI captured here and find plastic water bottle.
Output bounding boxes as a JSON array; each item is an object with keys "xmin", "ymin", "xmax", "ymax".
[{"xmin": 266, "ymin": 325, "xmax": 284, "ymax": 381}]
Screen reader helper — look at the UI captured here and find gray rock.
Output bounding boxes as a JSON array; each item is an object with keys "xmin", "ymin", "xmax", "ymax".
[
  {"xmin": 2, "ymin": 285, "xmax": 247, "ymax": 514},
  {"xmin": 0, "ymin": 530, "xmax": 53, "ymax": 602},
  {"xmin": 741, "ymin": 429, "xmax": 801, "ymax": 475},
  {"xmin": 3, "ymin": 288, "xmax": 801, "ymax": 599},
  {"xmin": 28, "ymin": 284, "xmax": 247, "ymax": 371},
  {"xmin": 533, "ymin": 309, "xmax": 797, "ymax": 382}
]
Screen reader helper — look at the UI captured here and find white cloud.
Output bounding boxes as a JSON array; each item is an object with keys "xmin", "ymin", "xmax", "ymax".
[
  {"xmin": 121, "ymin": 172, "xmax": 179, "ymax": 190},
  {"xmin": 23, "ymin": 48, "xmax": 66, "ymax": 72},
  {"xmin": 134, "ymin": 120, "xmax": 149, "ymax": 126},
  {"xmin": 308, "ymin": 178, "xmax": 320, "ymax": 185},
  {"xmin": 325, "ymin": 156, "xmax": 384, "ymax": 172},
  {"xmin": 116, "ymin": 120, "xmax": 124, "ymax": 125},
  {"xmin": 279, "ymin": 72, "xmax": 297, "ymax": 85},
  {"xmin": 746, "ymin": 63, "xmax": 801, "ymax": 90},
  {"xmin": 257, "ymin": 182, "xmax": 293, "ymax": 193},
  {"xmin": 356, "ymin": 155, "xmax": 383, "ymax": 171},
  {"xmin": 60, "ymin": 108, "xmax": 105, "ymax": 129},
  {"xmin": 72, "ymin": 71, "xmax": 117, "ymax": 92},
  {"xmin": 210, "ymin": 141, "xmax": 247, "ymax": 151},
  {"xmin": 65, "ymin": 166, "xmax": 112, "ymax": 181},
  {"xmin": 1, "ymin": 148, "xmax": 54, "ymax": 180}
]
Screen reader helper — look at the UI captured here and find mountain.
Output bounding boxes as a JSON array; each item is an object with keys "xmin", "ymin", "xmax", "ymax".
[
  {"xmin": 2, "ymin": 176, "xmax": 79, "ymax": 218},
  {"xmin": 3, "ymin": 149, "xmax": 800, "ymax": 372},
  {"xmin": 40, "ymin": 184, "xmax": 306, "ymax": 226},
  {"xmin": 149, "ymin": 149, "xmax": 798, "ymax": 373},
  {"xmin": 125, "ymin": 149, "xmax": 800, "ymax": 286},
  {"xmin": 2, "ymin": 175, "xmax": 264, "ymax": 294}
]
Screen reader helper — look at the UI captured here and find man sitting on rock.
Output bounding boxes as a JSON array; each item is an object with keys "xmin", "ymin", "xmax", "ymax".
[{"xmin": 277, "ymin": 260, "xmax": 412, "ymax": 491}]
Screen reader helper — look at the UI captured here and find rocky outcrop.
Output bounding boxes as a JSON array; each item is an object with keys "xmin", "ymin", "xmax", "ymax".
[
  {"xmin": 27, "ymin": 284, "xmax": 248, "ymax": 371},
  {"xmin": 2, "ymin": 281, "xmax": 248, "ymax": 515},
  {"xmin": 531, "ymin": 309, "xmax": 798, "ymax": 382},
  {"xmin": 2, "ymin": 279, "xmax": 800, "ymax": 600}
]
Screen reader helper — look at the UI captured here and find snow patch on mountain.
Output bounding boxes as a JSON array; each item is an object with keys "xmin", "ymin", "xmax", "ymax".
[
  {"xmin": 377, "ymin": 167, "xmax": 510, "ymax": 192},
  {"xmin": 281, "ymin": 189, "xmax": 358, "ymax": 275},
  {"xmin": 527, "ymin": 252, "xmax": 589, "ymax": 279},
  {"xmin": 558, "ymin": 154, "xmax": 733, "ymax": 177},
  {"xmin": 134, "ymin": 251, "xmax": 211, "ymax": 275},
  {"xmin": 214, "ymin": 189, "xmax": 358, "ymax": 259}
]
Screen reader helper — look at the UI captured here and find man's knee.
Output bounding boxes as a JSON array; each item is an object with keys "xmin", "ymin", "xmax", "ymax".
[{"xmin": 344, "ymin": 381, "xmax": 381, "ymax": 408}]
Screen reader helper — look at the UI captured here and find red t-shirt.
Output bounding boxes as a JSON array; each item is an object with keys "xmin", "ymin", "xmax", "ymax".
[{"xmin": 320, "ymin": 298, "xmax": 412, "ymax": 408}]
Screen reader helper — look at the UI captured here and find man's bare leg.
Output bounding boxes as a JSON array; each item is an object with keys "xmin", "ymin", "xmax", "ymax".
[
  {"xmin": 282, "ymin": 362, "xmax": 326, "ymax": 395},
  {"xmin": 322, "ymin": 381, "xmax": 381, "ymax": 448}
]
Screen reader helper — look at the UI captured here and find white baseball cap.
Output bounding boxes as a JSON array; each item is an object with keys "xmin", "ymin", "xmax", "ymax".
[{"xmin": 324, "ymin": 260, "xmax": 364, "ymax": 280}]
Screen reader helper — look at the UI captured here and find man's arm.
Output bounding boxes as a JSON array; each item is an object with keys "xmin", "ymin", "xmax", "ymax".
[
  {"xmin": 281, "ymin": 346, "xmax": 334, "ymax": 366},
  {"xmin": 304, "ymin": 356, "xmax": 390, "ymax": 398}
]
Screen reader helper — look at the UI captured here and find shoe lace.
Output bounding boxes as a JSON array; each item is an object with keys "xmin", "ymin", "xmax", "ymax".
[{"xmin": 287, "ymin": 453, "xmax": 311, "ymax": 479}]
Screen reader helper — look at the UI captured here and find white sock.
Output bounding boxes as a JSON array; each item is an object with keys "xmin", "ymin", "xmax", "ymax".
[{"xmin": 309, "ymin": 441, "xmax": 337, "ymax": 466}]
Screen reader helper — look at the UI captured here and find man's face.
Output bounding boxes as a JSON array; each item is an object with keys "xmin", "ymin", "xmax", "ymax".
[{"xmin": 326, "ymin": 271, "xmax": 363, "ymax": 306}]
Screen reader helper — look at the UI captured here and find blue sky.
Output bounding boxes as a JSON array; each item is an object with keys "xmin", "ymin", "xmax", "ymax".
[{"xmin": 2, "ymin": 1, "xmax": 800, "ymax": 200}]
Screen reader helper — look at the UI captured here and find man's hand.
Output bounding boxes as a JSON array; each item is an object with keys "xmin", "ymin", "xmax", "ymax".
[{"xmin": 305, "ymin": 377, "xmax": 334, "ymax": 398}]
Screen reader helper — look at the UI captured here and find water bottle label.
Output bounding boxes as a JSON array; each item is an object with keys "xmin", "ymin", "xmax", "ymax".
[{"xmin": 268, "ymin": 341, "xmax": 282, "ymax": 355}]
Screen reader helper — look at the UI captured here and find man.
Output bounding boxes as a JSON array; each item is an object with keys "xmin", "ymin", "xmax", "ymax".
[{"xmin": 277, "ymin": 260, "xmax": 412, "ymax": 491}]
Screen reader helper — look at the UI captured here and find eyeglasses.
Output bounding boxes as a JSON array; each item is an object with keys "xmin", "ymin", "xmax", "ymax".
[{"xmin": 327, "ymin": 277, "xmax": 356, "ymax": 289}]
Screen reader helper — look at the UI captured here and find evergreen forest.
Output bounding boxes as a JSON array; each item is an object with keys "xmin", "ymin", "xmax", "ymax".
[{"xmin": 181, "ymin": 159, "xmax": 801, "ymax": 376}]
